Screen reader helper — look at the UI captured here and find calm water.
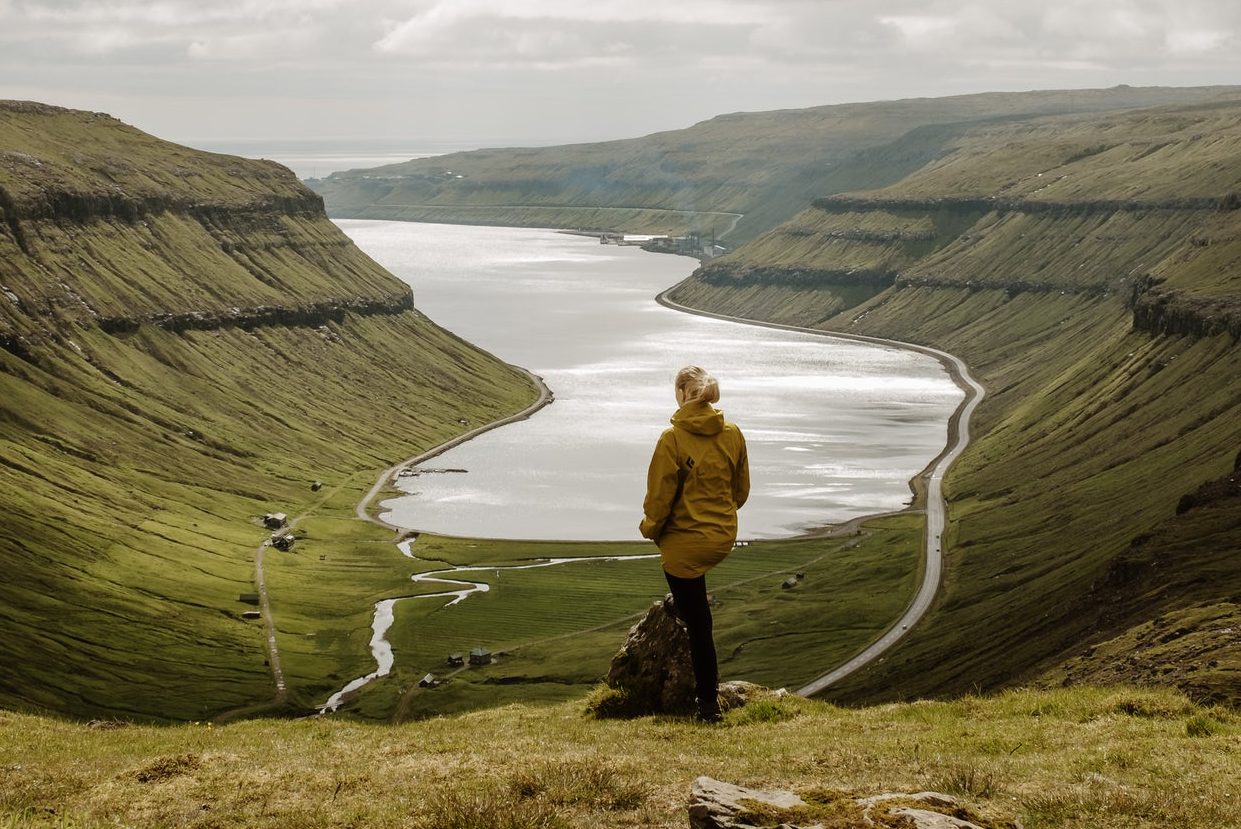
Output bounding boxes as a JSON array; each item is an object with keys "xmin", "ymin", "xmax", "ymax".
[{"xmin": 337, "ymin": 221, "xmax": 963, "ymax": 541}]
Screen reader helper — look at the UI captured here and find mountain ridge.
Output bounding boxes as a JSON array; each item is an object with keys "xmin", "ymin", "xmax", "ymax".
[
  {"xmin": 667, "ymin": 94, "xmax": 1241, "ymax": 704},
  {"xmin": 0, "ymin": 101, "xmax": 539, "ymax": 720},
  {"xmin": 311, "ymin": 85, "xmax": 1241, "ymax": 244}
]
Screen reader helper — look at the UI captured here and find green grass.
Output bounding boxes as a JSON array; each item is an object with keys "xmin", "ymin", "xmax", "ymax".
[
  {"xmin": 0, "ymin": 102, "xmax": 542, "ymax": 722},
  {"xmin": 285, "ymin": 514, "xmax": 922, "ymax": 721},
  {"xmin": 0, "ymin": 308, "xmax": 540, "ymax": 722},
  {"xmin": 665, "ymin": 96, "xmax": 1241, "ymax": 705},
  {"xmin": 1, "ymin": 685, "xmax": 1238, "ymax": 828},
  {"xmin": 311, "ymin": 86, "xmax": 1238, "ymax": 245}
]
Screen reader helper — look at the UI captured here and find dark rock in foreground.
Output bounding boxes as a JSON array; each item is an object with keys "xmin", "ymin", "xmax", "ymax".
[
  {"xmin": 591, "ymin": 595, "xmax": 779, "ymax": 718},
  {"xmin": 596, "ymin": 596, "xmax": 697, "ymax": 716}
]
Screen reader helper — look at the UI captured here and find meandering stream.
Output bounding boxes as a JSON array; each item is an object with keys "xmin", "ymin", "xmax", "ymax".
[
  {"xmin": 319, "ymin": 539, "xmax": 656, "ymax": 712},
  {"xmin": 317, "ymin": 221, "xmax": 963, "ymax": 710}
]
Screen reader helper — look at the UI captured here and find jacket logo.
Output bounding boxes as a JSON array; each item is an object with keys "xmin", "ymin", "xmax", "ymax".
[{"xmin": 686, "ymin": 456, "xmax": 695, "ymax": 469}]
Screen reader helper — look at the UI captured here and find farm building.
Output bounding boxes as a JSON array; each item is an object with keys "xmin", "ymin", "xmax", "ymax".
[
  {"xmin": 271, "ymin": 533, "xmax": 295, "ymax": 551},
  {"xmin": 238, "ymin": 593, "xmax": 259, "ymax": 605},
  {"xmin": 468, "ymin": 647, "xmax": 492, "ymax": 666},
  {"xmin": 263, "ymin": 512, "xmax": 287, "ymax": 529},
  {"xmin": 419, "ymin": 673, "xmax": 438, "ymax": 688},
  {"xmin": 446, "ymin": 654, "xmax": 465, "ymax": 667}
]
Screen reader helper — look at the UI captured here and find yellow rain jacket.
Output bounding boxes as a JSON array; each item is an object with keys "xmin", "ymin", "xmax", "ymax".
[{"xmin": 640, "ymin": 401, "xmax": 750, "ymax": 578}]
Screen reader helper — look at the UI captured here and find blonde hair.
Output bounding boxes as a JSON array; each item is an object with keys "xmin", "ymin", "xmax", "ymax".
[{"xmin": 675, "ymin": 365, "xmax": 720, "ymax": 405}]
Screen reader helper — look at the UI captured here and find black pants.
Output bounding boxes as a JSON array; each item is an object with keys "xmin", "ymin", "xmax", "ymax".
[{"xmin": 664, "ymin": 571, "xmax": 718, "ymax": 711}]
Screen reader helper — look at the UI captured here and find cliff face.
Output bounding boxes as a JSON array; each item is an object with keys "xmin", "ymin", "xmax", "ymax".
[
  {"xmin": 0, "ymin": 102, "xmax": 414, "ymax": 349},
  {"xmin": 0, "ymin": 102, "xmax": 538, "ymax": 720},
  {"xmin": 669, "ymin": 96, "xmax": 1241, "ymax": 704},
  {"xmin": 311, "ymin": 86, "xmax": 1239, "ymax": 245}
]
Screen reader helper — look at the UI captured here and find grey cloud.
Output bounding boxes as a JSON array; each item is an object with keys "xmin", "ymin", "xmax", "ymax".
[
  {"xmin": 2, "ymin": 0, "xmax": 1241, "ymax": 145},
  {"xmin": 374, "ymin": 16, "xmax": 759, "ymax": 68}
]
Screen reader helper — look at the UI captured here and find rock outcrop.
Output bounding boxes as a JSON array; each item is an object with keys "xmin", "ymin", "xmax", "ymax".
[
  {"xmin": 598, "ymin": 596, "xmax": 697, "ymax": 716},
  {"xmin": 688, "ymin": 776, "xmax": 1019, "ymax": 829},
  {"xmin": 590, "ymin": 596, "xmax": 779, "ymax": 718}
]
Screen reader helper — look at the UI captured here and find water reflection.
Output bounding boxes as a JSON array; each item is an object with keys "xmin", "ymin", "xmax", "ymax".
[{"xmin": 337, "ymin": 221, "xmax": 963, "ymax": 540}]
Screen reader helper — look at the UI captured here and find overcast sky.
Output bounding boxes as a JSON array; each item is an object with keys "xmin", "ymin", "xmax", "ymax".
[{"xmin": 2, "ymin": 0, "xmax": 1240, "ymax": 148}]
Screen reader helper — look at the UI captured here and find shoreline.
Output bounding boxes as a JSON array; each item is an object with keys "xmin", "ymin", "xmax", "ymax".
[
  {"xmin": 354, "ymin": 366, "xmax": 554, "ymax": 531},
  {"xmin": 652, "ymin": 287, "xmax": 985, "ymax": 694},
  {"xmin": 328, "ymin": 231, "xmax": 981, "ymax": 712}
]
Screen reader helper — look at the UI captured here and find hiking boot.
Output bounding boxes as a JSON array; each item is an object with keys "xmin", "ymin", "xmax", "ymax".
[
  {"xmin": 695, "ymin": 706, "xmax": 723, "ymax": 724},
  {"xmin": 695, "ymin": 693, "xmax": 723, "ymax": 724}
]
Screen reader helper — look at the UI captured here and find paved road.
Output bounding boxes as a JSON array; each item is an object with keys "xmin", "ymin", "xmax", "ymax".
[{"xmin": 654, "ymin": 290, "xmax": 985, "ymax": 696}]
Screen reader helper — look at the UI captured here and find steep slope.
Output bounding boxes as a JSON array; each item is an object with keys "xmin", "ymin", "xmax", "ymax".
[
  {"xmin": 0, "ymin": 102, "xmax": 539, "ymax": 721},
  {"xmin": 310, "ymin": 86, "xmax": 1238, "ymax": 245},
  {"xmin": 668, "ymin": 96, "xmax": 1241, "ymax": 703}
]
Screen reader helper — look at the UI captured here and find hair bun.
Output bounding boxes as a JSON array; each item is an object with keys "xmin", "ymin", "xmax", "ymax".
[{"xmin": 676, "ymin": 365, "xmax": 720, "ymax": 404}]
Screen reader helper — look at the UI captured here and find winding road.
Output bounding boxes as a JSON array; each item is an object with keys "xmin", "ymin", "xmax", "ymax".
[
  {"xmin": 653, "ymin": 289, "xmax": 985, "ymax": 696},
  {"xmin": 244, "ymin": 283, "xmax": 980, "ymax": 716}
]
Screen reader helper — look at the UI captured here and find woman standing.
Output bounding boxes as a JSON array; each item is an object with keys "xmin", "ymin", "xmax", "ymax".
[{"xmin": 640, "ymin": 366, "xmax": 749, "ymax": 722}]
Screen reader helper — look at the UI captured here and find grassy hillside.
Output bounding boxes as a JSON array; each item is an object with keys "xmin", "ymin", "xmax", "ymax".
[
  {"xmin": 0, "ymin": 102, "xmax": 541, "ymax": 721},
  {"xmin": 669, "ymin": 96, "xmax": 1241, "ymax": 705},
  {"xmin": 316, "ymin": 515, "xmax": 921, "ymax": 722},
  {"xmin": 2, "ymin": 685, "xmax": 1238, "ymax": 828},
  {"xmin": 310, "ymin": 86, "xmax": 1239, "ymax": 245}
]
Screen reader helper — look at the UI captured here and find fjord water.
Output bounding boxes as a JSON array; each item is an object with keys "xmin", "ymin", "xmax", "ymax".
[{"xmin": 337, "ymin": 221, "xmax": 963, "ymax": 541}]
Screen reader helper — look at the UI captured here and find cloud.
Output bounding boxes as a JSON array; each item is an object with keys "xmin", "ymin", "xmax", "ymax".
[
  {"xmin": 6, "ymin": 0, "xmax": 359, "ymax": 57},
  {"xmin": 187, "ymin": 28, "xmax": 321, "ymax": 61},
  {"xmin": 371, "ymin": 0, "xmax": 768, "ymax": 67},
  {"xmin": 3, "ymin": 0, "xmax": 1241, "ymax": 144}
]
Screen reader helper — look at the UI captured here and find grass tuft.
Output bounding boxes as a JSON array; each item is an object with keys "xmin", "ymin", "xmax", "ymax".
[
  {"xmin": 1185, "ymin": 713, "xmax": 1223, "ymax": 738},
  {"xmin": 727, "ymin": 697, "xmax": 802, "ymax": 726},
  {"xmin": 1106, "ymin": 694, "xmax": 1193, "ymax": 719},
  {"xmin": 130, "ymin": 753, "xmax": 200, "ymax": 784},
  {"xmin": 930, "ymin": 763, "xmax": 1002, "ymax": 799},
  {"xmin": 508, "ymin": 759, "xmax": 649, "ymax": 811},
  {"xmin": 411, "ymin": 787, "xmax": 569, "ymax": 829}
]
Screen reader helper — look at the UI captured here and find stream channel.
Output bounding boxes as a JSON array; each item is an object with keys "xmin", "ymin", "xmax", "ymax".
[{"xmin": 318, "ymin": 221, "xmax": 963, "ymax": 711}]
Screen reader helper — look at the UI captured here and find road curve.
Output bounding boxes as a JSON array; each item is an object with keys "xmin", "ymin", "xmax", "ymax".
[{"xmin": 653, "ymin": 289, "xmax": 985, "ymax": 696}]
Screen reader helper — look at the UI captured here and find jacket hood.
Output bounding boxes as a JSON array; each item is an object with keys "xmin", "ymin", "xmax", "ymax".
[{"xmin": 671, "ymin": 401, "xmax": 724, "ymax": 435}]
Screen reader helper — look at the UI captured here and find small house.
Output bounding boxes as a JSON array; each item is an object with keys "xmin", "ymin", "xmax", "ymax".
[
  {"xmin": 446, "ymin": 653, "xmax": 465, "ymax": 667},
  {"xmin": 240, "ymin": 610, "xmax": 261, "ymax": 620},
  {"xmin": 271, "ymin": 533, "xmax": 295, "ymax": 551},
  {"xmin": 311, "ymin": 480, "xmax": 322, "ymax": 492},
  {"xmin": 781, "ymin": 576, "xmax": 799, "ymax": 590},
  {"xmin": 468, "ymin": 647, "xmax": 492, "ymax": 666},
  {"xmin": 238, "ymin": 593, "xmax": 260, "ymax": 605},
  {"xmin": 263, "ymin": 512, "xmax": 288, "ymax": 529},
  {"xmin": 419, "ymin": 673, "xmax": 438, "ymax": 688}
]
